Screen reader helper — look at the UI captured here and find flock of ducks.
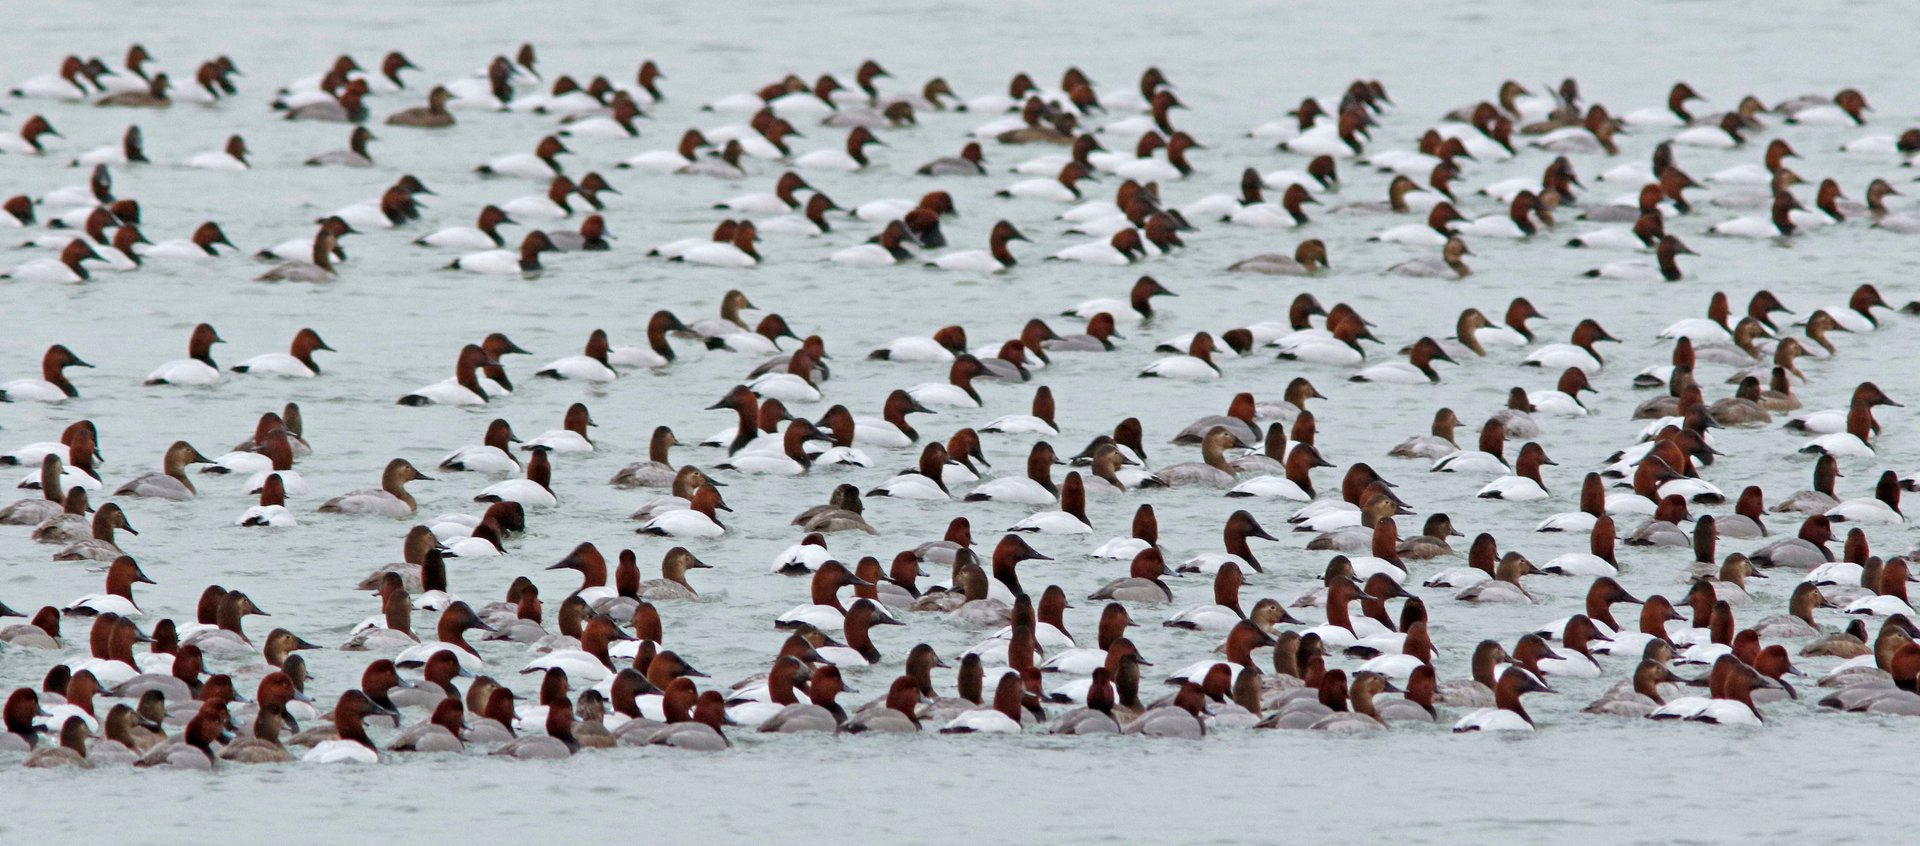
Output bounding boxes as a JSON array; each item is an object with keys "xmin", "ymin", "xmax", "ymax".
[{"xmin": 2, "ymin": 40, "xmax": 1920, "ymax": 771}]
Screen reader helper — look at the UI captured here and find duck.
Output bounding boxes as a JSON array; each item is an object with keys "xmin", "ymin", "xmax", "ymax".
[
  {"xmin": 63, "ymin": 555, "xmax": 154, "ymax": 619},
  {"xmin": 1542, "ymin": 517, "xmax": 1621, "ymax": 576},
  {"xmin": 1139, "ymin": 333, "xmax": 1222, "ymax": 379},
  {"xmin": 474, "ymin": 449, "xmax": 556, "ymax": 509},
  {"xmin": 965, "ymin": 442, "xmax": 1061, "ymax": 505},
  {"xmin": 448, "ymin": 231, "xmax": 556, "ymax": 276},
  {"xmin": 928, "ymin": 221, "xmax": 1029, "ymax": 272},
  {"xmin": 1620, "ymin": 82, "xmax": 1704, "ymax": 127},
  {"xmin": 1709, "ymin": 191, "xmax": 1799, "ymax": 238},
  {"xmin": 397, "ymin": 345, "xmax": 496, "ymax": 406},
  {"xmin": 1783, "ymin": 88, "xmax": 1871, "ymax": 126},
  {"xmin": 185, "ymin": 135, "xmax": 249, "ymax": 171},
  {"xmin": 0, "ymin": 457, "xmax": 77, "ymax": 525},
  {"xmin": 1582, "ymin": 236, "xmax": 1695, "ymax": 282},
  {"xmin": 255, "ymin": 230, "xmax": 341, "ymax": 282},
  {"xmin": 1353, "ymin": 337, "xmax": 1455, "ymax": 384},
  {"xmin": 113, "ymin": 441, "xmax": 212, "ymax": 500},
  {"xmin": 317, "ymin": 459, "xmax": 432, "ymax": 518},
  {"xmin": 607, "ymin": 427, "xmax": 679, "ymax": 489},
  {"xmin": 51, "ymin": 503, "xmax": 137, "ymax": 562},
  {"xmin": 1454, "ymin": 191, "xmax": 1547, "ymax": 239},
  {"xmin": 795, "ymin": 126, "xmax": 884, "ymax": 171},
  {"xmin": 1524, "ymin": 319, "xmax": 1619, "ymax": 373},
  {"xmin": 476, "ymin": 135, "xmax": 568, "ymax": 179},
  {"xmin": 638, "ymin": 485, "xmax": 729, "ymax": 538},
  {"xmin": 1452, "ymin": 666, "xmax": 1555, "ymax": 732},
  {"xmin": 1224, "ymin": 184, "xmax": 1320, "ymax": 228},
  {"xmin": 1455, "ymin": 553, "xmax": 1541, "ymax": 604},
  {"xmin": 1674, "ymin": 112, "xmax": 1749, "ymax": 148},
  {"xmin": 227, "ymin": 328, "xmax": 333, "ymax": 379},
  {"xmin": 415, "ymin": 206, "xmax": 515, "ymax": 250},
  {"xmin": 1751, "ymin": 515, "xmax": 1836, "ymax": 569},
  {"xmin": 3, "ymin": 240, "xmax": 101, "ymax": 283},
  {"xmin": 1827, "ymin": 470, "xmax": 1903, "ymax": 525},
  {"xmin": 1649, "ymin": 655, "xmax": 1775, "ymax": 725},
  {"xmin": 25, "ymin": 487, "xmax": 94, "ymax": 543},
  {"xmin": 302, "ymin": 690, "xmax": 395, "ymax": 764},
  {"xmin": 0, "ymin": 114, "xmax": 59, "ymax": 154},
  {"xmin": 716, "ymin": 421, "xmax": 816, "ymax": 476},
  {"xmin": 1087, "ymin": 549, "xmax": 1177, "ymax": 604},
  {"xmin": 1478, "ymin": 443, "xmax": 1556, "ymax": 501},
  {"xmin": 142, "ymin": 323, "xmax": 225, "ymax": 386}
]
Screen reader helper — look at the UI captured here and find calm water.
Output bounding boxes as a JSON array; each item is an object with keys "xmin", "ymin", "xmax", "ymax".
[{"xmin": 2, "ymin": 1, "xmax": 1918, "ymax": 843}]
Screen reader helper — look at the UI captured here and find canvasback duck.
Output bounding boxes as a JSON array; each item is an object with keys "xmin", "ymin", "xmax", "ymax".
[
  {"xmin": 674, "ymin": 221, "xmax": 761, "ymax": 268},
  {"xmin": 416, "ymin": 205, "xmax": 515, "ymax": 250},
  {"xmin": 449, "ymin": 230, "xmax": 555, "ymax": 276},
  {"xmin": 394, "ymin": 600, "xmax": 493, "ymax": 674},
  {"xmin": 302, "ymin": 690, "xmax": 394, "ymax": 764},
  {"xmin": 11, "ymin": 58, "xmax": 96, "ymax": 101},
  {"xmin": 867, "ymin": 442, "xmax": 953, "ymax": 500},
  {"xmin": 1373, "ymin": 200, "xmax": 1469, "ymax": 246},
  {"xmin": 1391, "ymin": 408, "xmax": 1461, "ymax": 460},
  {"xmin": 398, "ymin": 344, "xmax": 497, "ymax": 406},
  {"xmin": 1453, "ymin": 666, "xmax": 1555, "ymax": 733},
  {"xmin": 25, "ymin": 486, "xmax": 94, "ymax": 543},
  {"xmin": 502, "ymin": 175, "xmax": 578, "ymax": 220},
  {"xmin": 318, "ymin": 458, "xmax": 431, "ymax": 517},
  {"xmin": 1542, "ymin": 518, "xmax": 1623, "ymax": 577},
  {"xmin": 1087, "ymin": 548, "xmax": 1176, "ymax": 605},
  {"xmin": 1009, "ymin": 471, "xmax": 1092, "ymax": 534},
  {"xmin": 51, "ymin": 502, "xmax": 136, "ymax": 562},
  {"xmin": 114, "ymin": 441, "xmax": 212, "ymax": 500},
  {"xmin": 1064, "ymin": 276, "xmax": 1177, "ymax": 323},
  {"xmin": 1139, "ymin": 332, "xmax": 1221, "ymax": 380},
  {"xmin": 983, "ymin": 384, "xmax": 1060, "ymax": 436},
  {"xmin": 998, "ymin": 161, "xmax": 1095, "ymax": 203},
  {"xmin": 0, "ymin": 114, "xmax": 60, "ymax": 155},
  {"xmin": 142, "ymin": 323, "xmax": 224, "ymax": 386},
  {"xmin": 871, "ymin": 325, "xmax": 969, "ymax": 363},
  {"xmin": 604, "ymin": 310, "xmax": 691, "ymax": 369},
  {"xmin": 1824, "ymin": 470, "xmax": 1902, "ymax": 525},
  {"xmin": 1524, "ymin": 318, "xmax": 1618, "ymax": 373},
  {"xmin": 604, "ymin": 426, "xmax": 679, "ymax": 489},
  {"xmin": 4, "ymin": 240, "xmax": 100, "ymax": 284},
  {"xmin": 1783, "ymin": 88, "xmax": 1870, "ymax": 125},
  {"xmin": 184, "ymin": 134, "xmax": 249, "ymax": 171},
  {"xmin": 236, "ymin": 475, "xmax": 295, "ymax": 528},
  {"xmin": 1711, "ymin": 191, "xmax": 1800, "ymax": 238},
  {"xmin": 229, "ymin": 328, "xmax": 333, "ymax": 378},
  {"xmin": 965, "ymin": 441, "xmax": 1060, "ymax": 504},
  {"xmin": 618, "ymin": 129, "xmax": 712, "ymax": 172},
  {"xmin": 940, "ymin": 673, "xmax": 1028, "ymax": 735},
  {"xmin": 1650, "ymin": 655, "xmax": 1776, "ymax": 726},
  {"xmin": 1799, "ymin": 386, "xmax": 1896, "ymax": 458},
  {"xmin": 475, "ymin": 134, "xmax": 567, "ymax": 179},
  {"xmin": 256, "ymin": 228, "xmax": 341, "ymax": 283},
  {"xmin": 903, "ymin": 355, "xmax": 985, "ymax": 408},
  {"xmin": 1478, "ymin": 442, "xmax": 1556, "ymax": 501},
  {"xmin": 638, "ymin": 485, "xmax": 728, "ymax": 538},
  {"xmin": 929, "ymin": 220, "xmax": 1029, "ymax": 272},
  {"xmin": 919, "ymin": 140, "xmax": 988, "ymax": 176},
  {"xmin": 796, "ymin": 126, "xmax": 884, "ymax": 171},
  {"xmin": 134, "ymin": 221, "xmax": 234, "ymax": 260},
  {"xmin": 0, "ymin": 457, "xmax": 76, "ymax": 525},
  {"xmin": 63, "ymin": 555, "xmax": 154, "ymax": 619},
  {"xmin": 1354, "ymin": 337, "xmax": 1455, "ymax": 384},
  {"xmin": 474, "ymin": 449, "xmax": 556, "ymax": 509}
]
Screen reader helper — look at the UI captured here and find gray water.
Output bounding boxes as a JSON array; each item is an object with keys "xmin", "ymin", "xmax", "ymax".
[{"xmin": 2, "ymin": 1, "xmax": 1918, "ymax": 843}]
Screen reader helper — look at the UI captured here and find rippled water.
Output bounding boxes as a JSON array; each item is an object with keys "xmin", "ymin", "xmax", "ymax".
[{"xmin": 3, "ymin": 1, "xmax": 1918, "ymax": 842}]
